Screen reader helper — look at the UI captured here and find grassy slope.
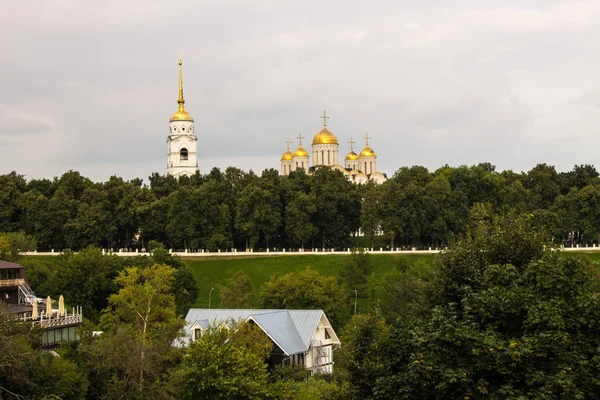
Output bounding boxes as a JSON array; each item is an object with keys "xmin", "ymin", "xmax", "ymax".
[
  {"xmin": 189, "ymin": 254, "xmax": 435, "ymax": 308},
  {"xmin": 19, "ymin": 251, "xmax": 600, "ymax": 310}
]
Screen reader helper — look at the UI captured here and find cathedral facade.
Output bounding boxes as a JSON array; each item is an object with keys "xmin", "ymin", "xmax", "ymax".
[
  {"xmin": 280, "ymin": 111, "xmax": 387, "ymax": 184},
  {"xmin": 166, "ymin": 55, "xmax": 198, "ymax": 177}
]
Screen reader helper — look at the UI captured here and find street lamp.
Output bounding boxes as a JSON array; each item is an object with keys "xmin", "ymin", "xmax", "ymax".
[
  {"xmin": 209, "ymin": 287, "xmax": 215, "ymax": 309},
  {"xmin": 354, "ymin": 289, "xmax": 358, "ymax": 315}
]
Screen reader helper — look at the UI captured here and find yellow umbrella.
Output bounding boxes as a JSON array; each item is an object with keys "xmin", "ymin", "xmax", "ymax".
[
  {"xmin": 58, "ymin": 295, "xmax": 65, "ymax": 317},
  {"xmin": 45, "ymin": 296, "xmax": 52, "ymax": 318},
  {"xmin": 32, "ymin": 300, "xmax": 38, "ymax": 320}
]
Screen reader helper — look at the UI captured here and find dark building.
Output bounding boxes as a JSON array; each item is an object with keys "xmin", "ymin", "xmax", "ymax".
[{"xmin": 0, "ymin": 259, "xmax": 82, "ymax": 347}]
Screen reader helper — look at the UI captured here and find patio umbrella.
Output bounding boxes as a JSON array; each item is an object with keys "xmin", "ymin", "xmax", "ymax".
[
  {"xmin": 32, "ymin": 300, "xmax": 38, "ymax": 320},
  {"xmin": 45, "ymin": 296, "xmax": 52, "ymax": 318},
  {"xmin": 58, "ymin": 295, "xmax": 65, "ymax": 317}
]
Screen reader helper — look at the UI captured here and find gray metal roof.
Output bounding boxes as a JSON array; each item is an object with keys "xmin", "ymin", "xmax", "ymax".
[{"xmin": 183, "ymin": 309, "xmax": 325, "ymax": 355}]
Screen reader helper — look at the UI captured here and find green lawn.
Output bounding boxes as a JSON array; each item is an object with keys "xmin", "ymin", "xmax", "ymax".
[{"xmin": 188, "ymin": 254, "xmax": 435, "ymax": 308}]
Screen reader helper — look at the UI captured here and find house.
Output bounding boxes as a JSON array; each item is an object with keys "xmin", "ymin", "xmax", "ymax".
[
  {"xmin": 0, "ymin": 259, "xmax": 82, "ymax": 348},
  {"xmin": 182, "ymin": 309, "xmax": 341, "ymax": 374}
]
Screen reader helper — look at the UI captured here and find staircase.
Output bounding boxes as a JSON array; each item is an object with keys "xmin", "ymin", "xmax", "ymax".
[{"xmin": 18, "ymin": 281, "xmax": 38, "ymax": 305}]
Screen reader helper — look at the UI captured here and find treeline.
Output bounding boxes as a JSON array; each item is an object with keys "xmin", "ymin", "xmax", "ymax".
[{"xmin": 1, "ymin": 163, "xmax": 599, "ymax": 250}]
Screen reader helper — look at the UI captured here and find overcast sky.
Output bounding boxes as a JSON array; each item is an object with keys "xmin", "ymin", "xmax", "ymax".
[{"xmin": 1, "ymin": 0, "xmax": 600, "ymax": 182}]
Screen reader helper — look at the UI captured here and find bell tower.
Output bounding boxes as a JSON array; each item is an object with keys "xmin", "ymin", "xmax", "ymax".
[{"xmin": 167, "ymin": 54, "xmax": 198, "ymax": 177}]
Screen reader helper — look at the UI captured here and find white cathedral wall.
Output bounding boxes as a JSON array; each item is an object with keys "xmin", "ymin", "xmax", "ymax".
[
  {"xmin": 358, "ymin": 156, "xmax": 376, "ymax": 175},
  {"xmin": 292, "ymin": 156, "xmax": 309, "ymax": 172},
  {"xmin": 345, "ymin": 159, "xmax": 358, "ymax": 170},
  {"xmin": 312, "ymin": 144, "xmax": 338, "ymax": 167},
  {"xmin": 280, "ymin": 160, "xmax": 292, "ymax": 176}
]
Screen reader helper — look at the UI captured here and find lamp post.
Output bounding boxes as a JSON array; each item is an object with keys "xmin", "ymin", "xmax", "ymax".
[
  {"xmin": 354, "ymin": 289, "xmax": 358, "ymax": 315},
  {"xmin": 209, "ymin": 287, "xmax": 215, "ymax": 309}
]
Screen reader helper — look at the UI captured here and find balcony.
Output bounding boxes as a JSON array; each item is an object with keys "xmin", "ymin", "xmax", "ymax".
[{"xmin": 0, "ymin": 278, "xmax": 25, "ymax": 288}]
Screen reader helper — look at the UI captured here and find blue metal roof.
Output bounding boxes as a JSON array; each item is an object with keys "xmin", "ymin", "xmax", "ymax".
[{"xmin": 183, "ymin": 309, "xmax": 325, "ymax": 355}]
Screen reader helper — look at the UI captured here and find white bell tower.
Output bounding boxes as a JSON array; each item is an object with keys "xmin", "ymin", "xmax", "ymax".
[{"xmin": 167, "ymin": 54, "xmax": 198, "ymax": 177}]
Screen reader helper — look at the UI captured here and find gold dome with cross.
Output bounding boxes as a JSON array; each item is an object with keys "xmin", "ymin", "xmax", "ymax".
[{"xmin": 312, "ymin": 110, "xmax": 339, "ymax": 145}]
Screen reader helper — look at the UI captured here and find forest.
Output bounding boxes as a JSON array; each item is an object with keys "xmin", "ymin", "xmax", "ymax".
[
  {"xmin": 2, "ymin": 214, "xmax": 600, "ymax": 399},
  {"xmin": 1, "ymin": 162, "xmax": 600, "ymax": 252}
]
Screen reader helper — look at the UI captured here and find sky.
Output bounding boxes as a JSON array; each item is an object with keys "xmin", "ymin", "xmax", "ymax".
[{"xmin": 1, "ymin": 0, "xmax": 600, "ymax": 182}]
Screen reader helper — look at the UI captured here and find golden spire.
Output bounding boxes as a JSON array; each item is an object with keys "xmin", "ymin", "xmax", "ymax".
[
  {"xmin": 170, "ymin": 53, "xmax": 193, "ymax": 122},
  {"xmin": 178, "ymin": 52, "xmax": 185, "ymax": 111},
  {"xmin": 320, "ymin": 110, "xmax": 329, "ymax": 127},
  {"xmin": 348, "ymin": 137, "xmax": 356, "ymax": 151},
  {"xmin": 363, "ymin": 132, "xmax": 372, "ymax": 146}
]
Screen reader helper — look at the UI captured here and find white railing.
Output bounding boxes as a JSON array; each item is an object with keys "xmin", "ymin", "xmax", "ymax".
[
  {"xmin": 35, "ymin": 314, "xmax": 82, "ymax": 328},
  {"xmin": 20, "ymin": 244, "xmax": 600, "ymax": 258}
]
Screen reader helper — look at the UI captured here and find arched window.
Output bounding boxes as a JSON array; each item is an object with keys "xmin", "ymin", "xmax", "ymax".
[
  {"xmin": 180, "ymin": 148, "xmax": 188, "ymax": 161},
  {"xmin": 321, "ymin": 151, "xmax": 324, "ymax": 165},
  {"xmin": 370, "ymin": 161, "xmax": 373, "ymax": 174}
]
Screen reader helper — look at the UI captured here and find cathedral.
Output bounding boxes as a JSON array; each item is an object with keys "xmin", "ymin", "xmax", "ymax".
[
  {"xmin": 280, "ymin": 111, "xmax": 387, "ymax": 184},
  {"xmin": 166, "ymin": 55, "xmax": 198, "ymax": 177}
]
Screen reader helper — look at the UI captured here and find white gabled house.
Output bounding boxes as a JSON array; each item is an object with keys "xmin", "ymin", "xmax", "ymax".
[{"xmin": 181, "ymin": 309, "xmax": 341, "ymax": 374}]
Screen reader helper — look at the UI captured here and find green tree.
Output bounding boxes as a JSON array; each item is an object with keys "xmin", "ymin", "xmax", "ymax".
[
  {"xmin": 3, "ymin": 231, "xmax": 36, "ymax": 261},
  {"xmin": 260, "ymin": 268, "xmax": 347, "ymax": 324},
  {"xmin": 360, "ymin": 181, "xmax": 381, "ymax": 249},
  {"xmin": 311, "ymin": 168, "xmax": 361, "ymax": 249},
  {"xmin": 339, "ymin": 250, "xmax": 373, "ymax": 304},
  {"xmin": 0, "ymin": 234, "xmax": 11, "ymax": 261},
  {"xmin": 169, "ymin": 330, "xmax": 274, "ymax": 399},
  {"xmin": 375, "ymin": 215, "xmax": 600, "ymax": 399},
  {"xmin": 337, "ymin": 306, "xmax": 391, "ymax": 399},
  {"xmin": 218, "ymin": 271, "xmax": 257, "ymax": 308},
  {"xmin": 284, "ymin": 192, "xmax": 317, "ymax": 248},
  {"xmin": 83, "ymin": 264, "xmax": 183, "ymax": 399}
]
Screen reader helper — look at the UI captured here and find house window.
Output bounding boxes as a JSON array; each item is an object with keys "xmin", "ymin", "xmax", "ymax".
[
  {"xmin": 180, "ymin": 148, "xmax": 188, "ymax": 161},
  {"xmin": 194, "ymin": 328, "xmax": 201, "ymax": 340}
]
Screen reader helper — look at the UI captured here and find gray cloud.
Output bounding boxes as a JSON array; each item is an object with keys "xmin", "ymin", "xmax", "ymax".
[{"xmin": 1, "ymin": 0, "xmax": 600, "ymax": 181}]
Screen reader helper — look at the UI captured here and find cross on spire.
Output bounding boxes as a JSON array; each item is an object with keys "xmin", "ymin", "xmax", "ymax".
[
  {"xmin": 285, "ymin": 137, "xmax": 292, "ymax": 150},
  {"xmin": 348, "ymin": 137, "xmax": 356, "ymax": 151},
  {"xmin": 296, "ymin": 132, "xmax": 305, "ymax": 147},
  {"xmin": 320, "ymin": 110, "xmax": 329, "ymax": 127},
  {"xmin": 363, "ymin": 132, "xmax": 372, "ymax": 146}
]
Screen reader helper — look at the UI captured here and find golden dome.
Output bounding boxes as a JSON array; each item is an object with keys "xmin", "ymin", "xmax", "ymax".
[
  {"xmin": 171, "ymin": 109, "xmax": 194, "ymax": 122},
  {"xmin": 359, "ymin": 146, "xmax": 376, "ymax": 157},
  {"xmin": 293, "ymin": 146, "xmax": 309, "ymax": 157},
  {"xmin": 345, "ymin": 151, "xmax": 359, "ymax": 161},
  {"xmin": 281, "ymin": 150, "xmax": 293, "ymax": 161},
  {"xmin": 312, "ymin": 127, "xmax": 339, "ymax": 145}
]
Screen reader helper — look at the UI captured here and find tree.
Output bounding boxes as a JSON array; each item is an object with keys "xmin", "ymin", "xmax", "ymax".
[
  {"xmin": 235, "ymin": 183, "xmax": 281, "ymax": 249},
  {"xmin": 0, "ymin": 234, "xmax": 11, "ymax": 261},
  {"xmin": 3, "ymin": 231, "xmax": 36, "ymax": 261},
  {"xmin": 337, "ymin": 306, "xmax": 391, "ymax": 399},
  {"xmin": 218, "ymin": 271, "xmax": 257, "ymax": 308},
  {"xmin": 260, "ymin": 268, "xmax": 347, "ymax": 325},
  {"xmin": 169, "ymin": 330, "xmax": 275, "ymax": 399},
  {"xmin": 285, "ymin": 192, "xmax": 317, "ymax": 248},
  {"xmin": 84, "ymin": 264, "xmax": 183, "ymax": 399},
  {"xmin": 311, "ymin": 168, "xmax": 361, "ymax": 249},
  {"xmin": 360, "ymin": 181, "xmax": 381, "ymax": 249},
  {"xmin": 339, "ymin": 250, "xmax": 373, "ymax": 304},
  {"xmin": 375, "ymin": 215, "xmax": 600, "ymax": 399}
]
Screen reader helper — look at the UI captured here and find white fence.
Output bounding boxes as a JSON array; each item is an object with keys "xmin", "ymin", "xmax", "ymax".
[{"xmin": 20, "ymin": 244, "xmax": 600, "ymax": 258}]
